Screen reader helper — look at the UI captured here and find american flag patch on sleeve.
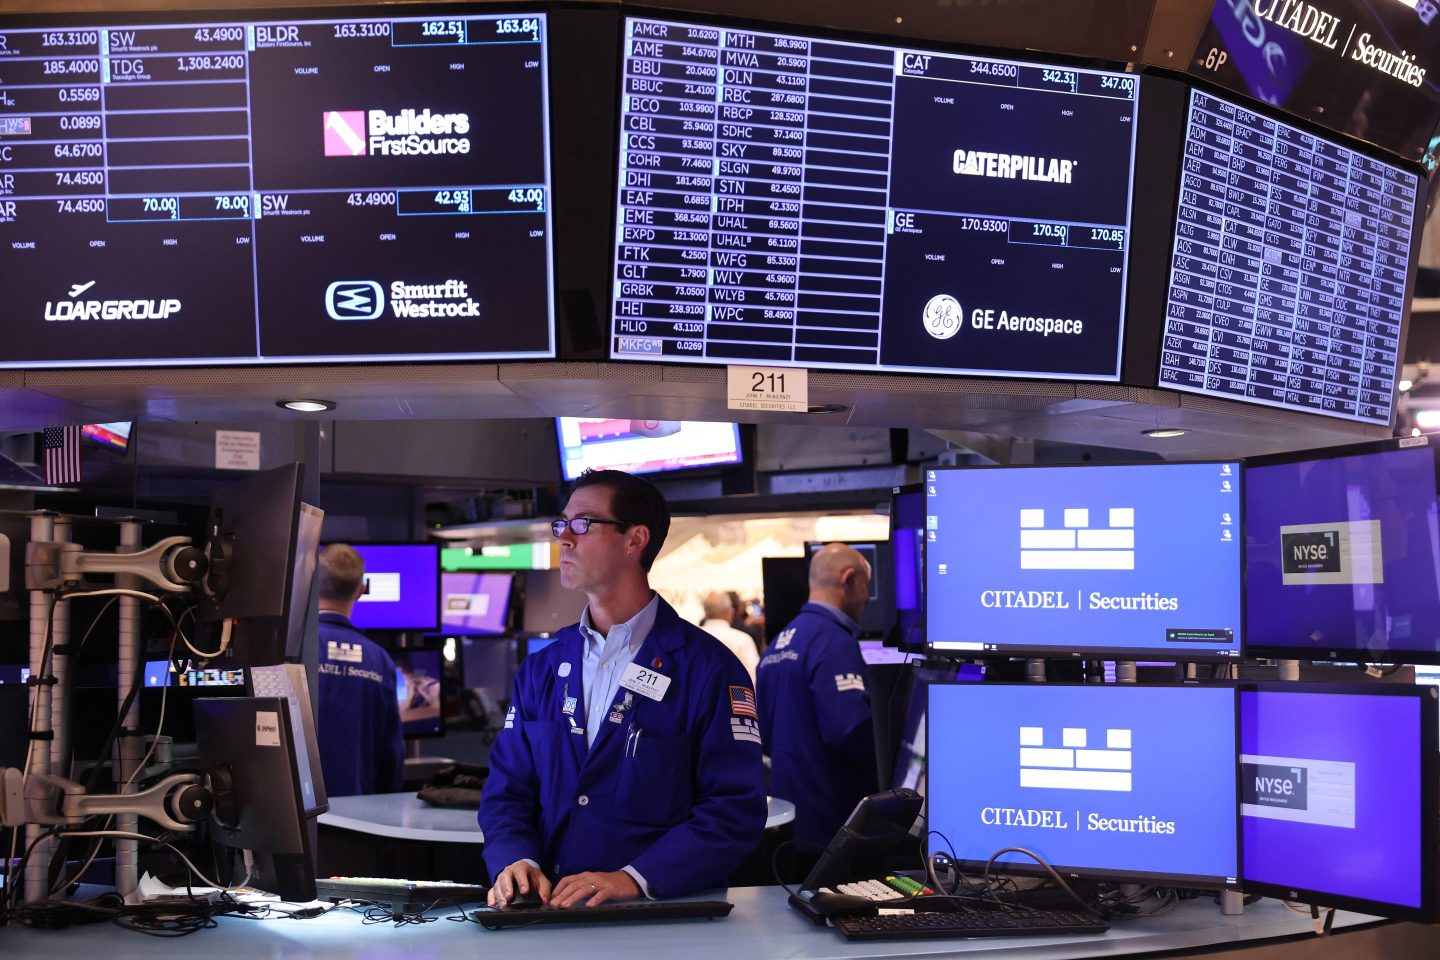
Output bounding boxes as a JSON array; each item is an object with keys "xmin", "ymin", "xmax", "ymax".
[
  {"xmin": 729, "ymin": 685, "xmax": 758, "ymax": 718},
  {"xmin": 835, "ymin": 673, "xmax": 866, "ymax": 693},
  {"xmin": 730, "ymin": 717, "xmax": 762, "ymax": 745}
]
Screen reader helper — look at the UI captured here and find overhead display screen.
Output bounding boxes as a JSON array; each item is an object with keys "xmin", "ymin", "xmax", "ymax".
[
  {"xmin": 0, "ymin": 10, "xmax": 553, "ymax": 367},
  {"xmin": 1188, "ymin": 0, "xmax": 1440, "ymax": 166},
  {"xmin": 611, "ymin": 17, "xmax": 1141, "ymax": 381},
  {"xmin": 1159, "ymin": 89, "xmax": 1418, "ymax": 426}
]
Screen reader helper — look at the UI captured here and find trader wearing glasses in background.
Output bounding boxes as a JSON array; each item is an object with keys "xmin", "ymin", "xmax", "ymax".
[{"xmin": 481, "ymin": 469, "xmax": 766, "ymax": 909}]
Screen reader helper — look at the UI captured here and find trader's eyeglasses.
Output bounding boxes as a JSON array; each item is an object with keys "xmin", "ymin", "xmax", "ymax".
[{"xmin": 551, "ymin": 517, "xmax": 631, "ymax": 537}]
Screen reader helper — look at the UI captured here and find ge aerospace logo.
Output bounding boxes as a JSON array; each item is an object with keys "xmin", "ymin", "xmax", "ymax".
[
  {"xmin": 922, "ymin": 294, "xmax": 962, "ymax": 340},
  {"xmin": 326, "ymin": 281, "xmax": 384, "ymax": 321}
]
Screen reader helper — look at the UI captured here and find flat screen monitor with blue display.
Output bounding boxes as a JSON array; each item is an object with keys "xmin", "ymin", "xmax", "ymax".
[
  {"xmin": 556, "ymin": 418, "xmax": 742, "ymax": 482},
  {"xmin": 440, "ymin": 571, "xmax": 514, "ymax": 636},
  {"xmin": 891, "ymin": 484, "xmax": 925, "ymax": 649},
  {"xmin": 928, "ymin": 682, "xmax": 1239, "ymax": 888},
  {"xmin": 392, "ymin": 646, "xmax": 444, "ymax": 739},
  {"xmin": 324, "ymin": 543, "xmax": 439, "ymax": 632},
  {"xmin": 1239, "ymin": 683, "xmax": 1437, "ymax": 922},
  {"xmin": 925, "ymin": 462, "xmax": 1243, "ymax": 660},
  {"xmin": 1244, "ymin": 438, "xmax": 1440, "ymax": 663}
]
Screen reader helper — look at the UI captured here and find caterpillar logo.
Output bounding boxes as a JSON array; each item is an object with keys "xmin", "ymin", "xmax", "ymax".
[{"xmin": 953, "ymin": 150, "xmax": 1074, "ymax": 183}]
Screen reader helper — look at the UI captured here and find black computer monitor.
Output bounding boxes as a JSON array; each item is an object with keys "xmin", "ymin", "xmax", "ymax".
[
  {"xmin": 519, "ymin": 568, "xmax": 587, "ymax": 637},
  {"xmin": 1243, "ymin": 437, "xmax": 1440, "ymax": 664},
  {"xmin": 800, "ymin": 788, "xmax": 924, "ymax": 892},
  {"xmin": 924, "ymin": 461, "xmax": 1244, "ymax": 660},
  {"xmin": 197, "ymin": 463, "xmax": 307, "ymax": 666},
  {"xmin": 392, "ymin": 646, "xmax": 444, "ymax": 739},
  {"xmin": 194, "ymin": 696, "xmax": 319, "ymax": 902},
  {"xmin": 928, "ymin": 682, "xmax": 1239, "ymax": 889},
  {"xmin": 1239, "ymin": 682, "xmax": 1438, "ymax": 921},
  {"xmin": 761, "ymin": 556, "xmax": 809, "ymax": 646}
]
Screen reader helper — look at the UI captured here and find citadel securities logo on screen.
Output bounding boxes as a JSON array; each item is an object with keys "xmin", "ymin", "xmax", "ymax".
[
  {"xmin": 925, "ymin": 462, "xmax": 1242, "ymax": 657},
  {"xmin": 929, "ymin": 684, "xmax": 1239, "ymax": 883}
]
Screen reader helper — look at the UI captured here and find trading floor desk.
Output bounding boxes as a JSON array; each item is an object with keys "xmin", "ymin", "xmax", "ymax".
[
  {"xmin": 4, "ymin": 887, "xmax": 1435, "ymax": 959},
  {"xmin": 315, "ymin": 793, "xmax": 797, "ymax": 882}
]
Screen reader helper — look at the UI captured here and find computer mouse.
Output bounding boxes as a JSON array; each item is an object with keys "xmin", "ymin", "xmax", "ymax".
[
  {"xmin": 505, "ymin": 887, "xmax": 545, "ymax": 910},
  {"xmin": 804, "ymin": 891, "xmax": 877, "ymax": 917}
]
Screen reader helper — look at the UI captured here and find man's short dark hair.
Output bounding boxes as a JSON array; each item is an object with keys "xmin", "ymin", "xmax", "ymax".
[
  {"xmin": 318, "ymin": 543, "xmax": 365, "ymax": 603},
  {"xmin": 571, "ymin": 469, "xmax": 670, "ymax": 571}
]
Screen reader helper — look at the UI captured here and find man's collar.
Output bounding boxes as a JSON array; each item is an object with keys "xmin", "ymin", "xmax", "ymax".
[
  {"xmin": 806, "ymin": 599, "xmax": 860, "ymax": 634},
  {"xmin": 580, "ymin": 592, "xmax": 661, "ymax": 652}
]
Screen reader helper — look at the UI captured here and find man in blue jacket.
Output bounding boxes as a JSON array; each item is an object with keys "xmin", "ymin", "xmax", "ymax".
[
  {"xmin": 482, "ymin": 470, "xmax": 766, "ymax": 908},
  {"xmin": 315, "ymin": 543, "xmax": 405, "ymax": 797},
  {"xmin": 756, "ymin": 543, "xmax": 878, "ymax": 853}
]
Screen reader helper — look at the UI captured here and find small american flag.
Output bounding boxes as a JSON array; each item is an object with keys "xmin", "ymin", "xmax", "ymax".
[{"xmin": 43, "ymin": 426, "xmax": 82, "ymax": 485}]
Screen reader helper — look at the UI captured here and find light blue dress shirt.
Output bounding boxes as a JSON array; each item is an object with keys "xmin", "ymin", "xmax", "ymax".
[{"xmin": 578, "ymin": 593, "xmax": 661, "ymax": 748}]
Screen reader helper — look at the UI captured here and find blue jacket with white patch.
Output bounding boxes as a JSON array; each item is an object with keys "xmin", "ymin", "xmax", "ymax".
[
  {"xmin": 756, "ymin": 602, "xmax": 877, "ymax": 850},
  {"xmin": 316, "ymin": 612, "xmax": 405, "ymax": 797},
  {"xmin": 479, "ymin": 598, "xmax": 766, "ymax": 897}
]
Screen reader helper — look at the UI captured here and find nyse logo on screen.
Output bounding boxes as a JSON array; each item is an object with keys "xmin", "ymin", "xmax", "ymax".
[
  {"xmin": 1241, "ymin": 762, "xmax": 1307, "ymax": 811},
  {"xmin": 325, "ymin": 281, "xmax": 384, "ymax": 320},
  {"xmin": 1281, "ymin": 530, "xmax": 1340, "ymax": 574}
]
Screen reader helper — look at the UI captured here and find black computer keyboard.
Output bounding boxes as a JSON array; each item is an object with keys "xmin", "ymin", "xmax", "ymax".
[
  {"xmin": 833, "ymin": 906, "xmax": 1109, "ymax": 941},
  {"xmin": 473, "ymin": 899, "xmax": 733, "ymax": 930}
]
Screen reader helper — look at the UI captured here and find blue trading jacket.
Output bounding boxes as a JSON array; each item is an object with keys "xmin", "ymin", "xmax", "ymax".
[
  {"xmin": 479, "ymin": 598, "xmax": 766, "ymax": 898},
  {"xmin": 316, "ymin": 612, "xmax": 405, "ymax": 797},
  {"xmin": 756, "ymin": 602, "xmax": 878, "ymax": 850}
]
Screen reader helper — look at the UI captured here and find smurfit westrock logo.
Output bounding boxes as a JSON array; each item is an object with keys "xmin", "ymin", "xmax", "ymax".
[
  {"xmin": 1020, "ymin": 726, "xmax": 1132, "ymax": 792},
  {"xmin": 326, "ymin": 281, "xmax": 384, "ymax": 320},
  {"xmin": 324, "ymin": 108, "xmax": 472, "ymax": 157},
  {"xmin": 1020, "ymin": 507, "xmax": 1134, "ymax": 570},
  {"xmin": 45, "ymin": 280, "xmax": 181, "ymax": 322}
]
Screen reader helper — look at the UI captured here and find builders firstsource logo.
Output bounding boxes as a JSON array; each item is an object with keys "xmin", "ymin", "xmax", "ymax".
[{"xmin": 324, "ymin": 109, "xmax": 472, "ymax": 157}]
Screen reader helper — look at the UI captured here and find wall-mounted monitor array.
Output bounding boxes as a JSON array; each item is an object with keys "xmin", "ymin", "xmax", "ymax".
[
  {"xmin": 925, "ymin": 461, "xmax": 1244, "ymax": 660},
  {"xmin": 0, "ymin": 9, "xmax": 554, "ymax": 367},
  {"xmin": 928, "ymin": 680, "xmax": 1440, "ymax": 921},
  {"xmin": 609, "ymin": 17, "xmax": 1141, "ymax": 380},
  {"xmin": 555, "ymin": 417, "xmax": 742, "ymax": 481},
  {"xmin": 1158, "ymin": 89, "xmax": 1419, "ymax": 426}
]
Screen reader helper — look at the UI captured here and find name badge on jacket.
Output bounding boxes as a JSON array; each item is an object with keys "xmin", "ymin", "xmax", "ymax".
[{"xmin": 619, "ymin": 662, "xmax": 672, "ymax": 702}]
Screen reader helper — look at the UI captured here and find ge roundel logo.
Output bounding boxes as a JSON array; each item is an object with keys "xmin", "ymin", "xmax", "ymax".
[{"xmin": 922, "ymin": 294, "xmax": 962, "ymax": 340}]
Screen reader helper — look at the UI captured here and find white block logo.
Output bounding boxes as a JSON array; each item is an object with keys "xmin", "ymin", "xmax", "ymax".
[
  {"xmin": 1019, "ymin": 507, "xmax": 1134, "ymax": 570},
  {"xmin": 358, "ymin": 571, "xmax": 401, "ymax": 602},
  {"xmin": 1019, "ymin": 726, "xmax": 1132, "ymax": 792}
]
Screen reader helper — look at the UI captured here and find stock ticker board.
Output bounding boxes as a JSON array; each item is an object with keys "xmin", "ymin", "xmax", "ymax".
[
  {"xmin": 610, "ymin": 17, "xmax": 1141, "ymax": 381},
  {"xmin": 1160, "ymin": 89, "xmax": 1418, "ymax": 426},
  {"xmin": 0, "ymin": 12, "xmax": 554, "ymax": 366}
]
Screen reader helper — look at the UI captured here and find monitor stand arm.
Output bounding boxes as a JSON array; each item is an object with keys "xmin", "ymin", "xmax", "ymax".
[{"xmin": 0, "ymin": 768, "xmax": 211, "ymax": 833}]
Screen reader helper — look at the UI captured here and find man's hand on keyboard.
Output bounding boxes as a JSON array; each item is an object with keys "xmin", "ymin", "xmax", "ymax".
[
  {"xmin": 550, "ymin": 870, "xmax": 641, "ymax": 908},
  {"xmin": 487, "ymin": 860, "xmax": 551, "ymax": 909}
]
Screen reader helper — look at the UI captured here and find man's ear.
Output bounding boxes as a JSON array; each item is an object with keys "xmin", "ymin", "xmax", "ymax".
[{"xmin": 629, "ymin": 523, "xmax": 651, "ymax": 561}]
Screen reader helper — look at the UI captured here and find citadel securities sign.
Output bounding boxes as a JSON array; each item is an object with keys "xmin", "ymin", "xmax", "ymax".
[{"xmin": 1192, "ymin": 0, "xmax": 1440, "ymax": 161}]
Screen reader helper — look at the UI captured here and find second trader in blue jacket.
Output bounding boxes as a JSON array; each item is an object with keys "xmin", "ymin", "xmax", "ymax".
[
  {"xmin": 756, "ymin": 542, "xmax": 878, "ymax": 853},
  {"xmin": 481, "ymin": 469, "xmax": 766, "ymax": 908}
]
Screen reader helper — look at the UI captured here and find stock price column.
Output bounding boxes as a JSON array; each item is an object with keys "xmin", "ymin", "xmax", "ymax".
[
  {"xmin": 0, "ymin": 25, "xmax": 258, "ymax": 363},
  {"xmin": 247, "ymin": 14, "xmax": 552, "ymax": 361},
  {"xmin": 613, "ymin": 19, "xmax": 895, "ymax": 366}
]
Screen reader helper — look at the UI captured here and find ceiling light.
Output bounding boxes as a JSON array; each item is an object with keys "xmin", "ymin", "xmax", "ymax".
[
  {"xmin": 1413, "ymin": 427, "xmax": 1424, "ymax": 438},
  {"xmin": 1142, "ymin": 428, "xmax": 1187, "ymax": 438},
  {"xmin": 277, "ymin": 399, "xmax": 335, "ymax": 413},
  {"xmin": 1400, "ymin": 379, "xmax": 1414, "ymax": 392},
  {"xmin": 1415, "ymin": 410, "xmax": 1440, "ymax": 430}
]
